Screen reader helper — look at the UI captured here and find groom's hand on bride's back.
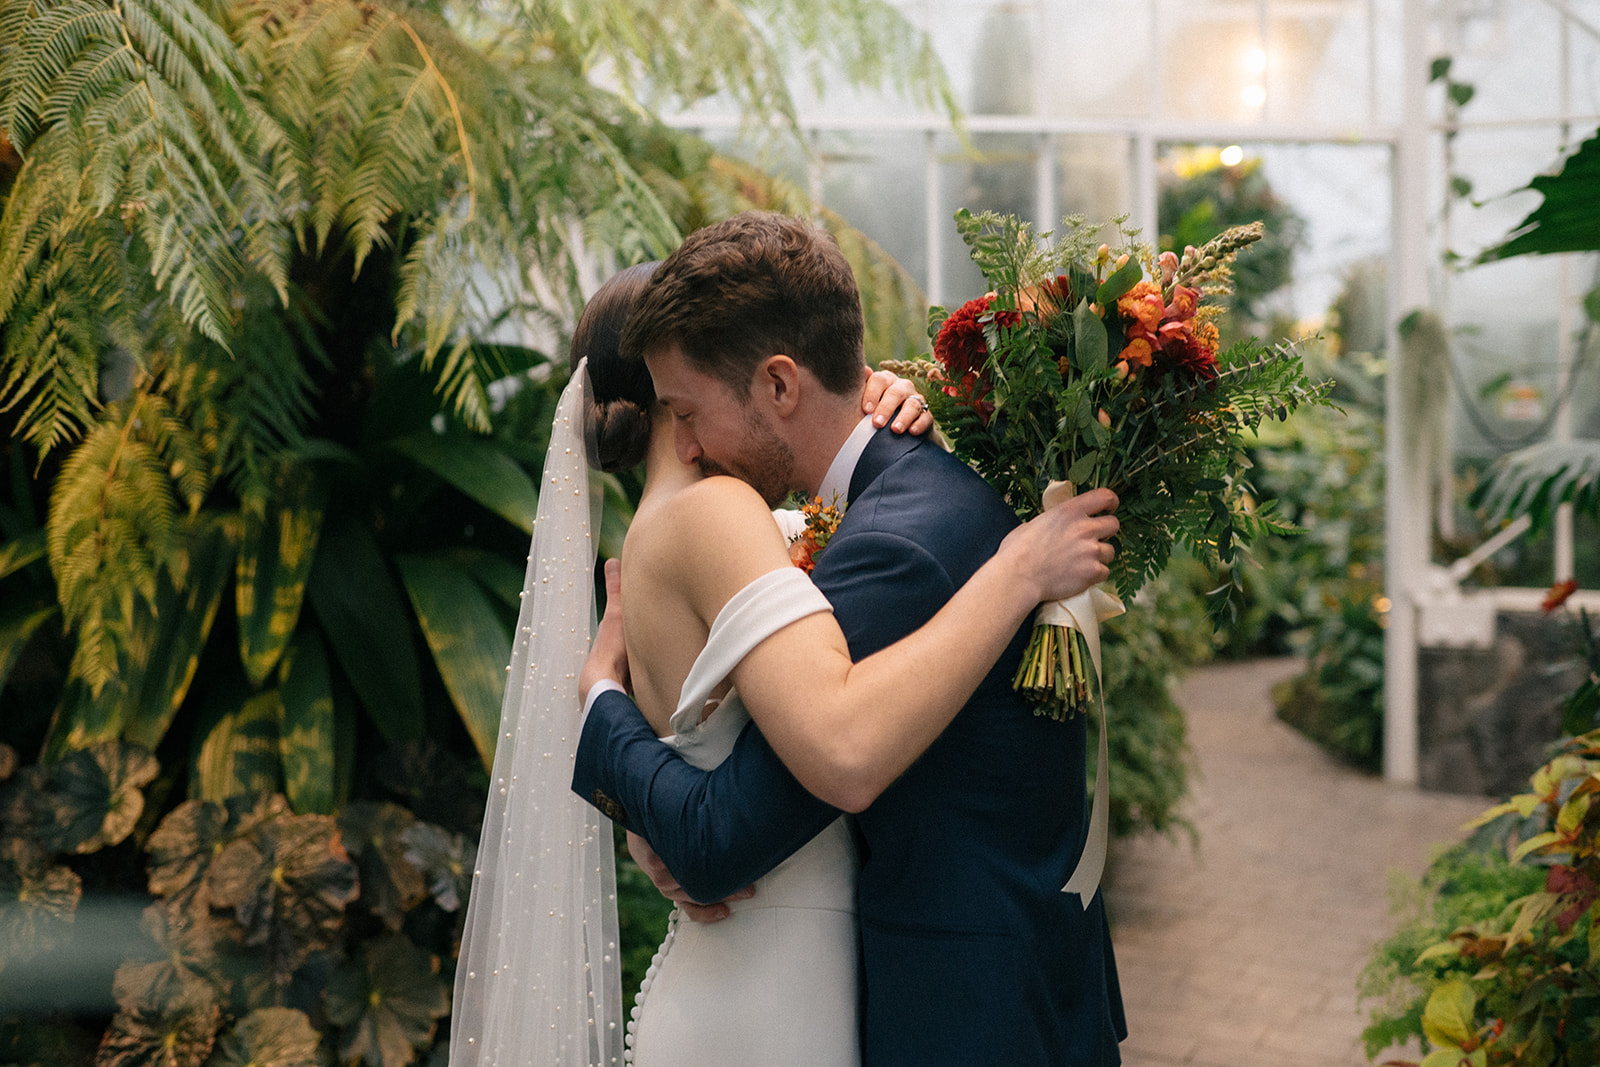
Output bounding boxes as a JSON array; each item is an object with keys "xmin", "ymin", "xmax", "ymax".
[
  {"xmin": 627, "ymin": 831, "xmax": 756, "ymax": 923},
  {"xmin": 580, "ymin": 558, "xmax": 631, "ymax": 703},
  {"xmin": 1001, "ymin": 488, "xmax": 1121, "ymax": 604}
]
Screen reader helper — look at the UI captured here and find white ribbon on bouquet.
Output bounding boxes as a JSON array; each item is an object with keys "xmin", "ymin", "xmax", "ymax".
[{"xmin": 1034, "ymin": 479, "xmax": 1125, "ymax": 907}]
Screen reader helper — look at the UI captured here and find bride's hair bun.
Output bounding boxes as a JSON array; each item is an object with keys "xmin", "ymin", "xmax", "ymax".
[
  {"xmin": 585, "ymin": 394, "xmax": 652, "ymax": 472},
  {"xmin": 570, "ymin": 261, "xmax": 661, "ymax": 472}
]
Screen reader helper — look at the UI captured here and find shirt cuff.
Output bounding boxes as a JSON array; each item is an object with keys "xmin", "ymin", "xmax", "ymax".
[{"xmin": 581, "ymin": 679, "xmax": 626, "ymax": 725}]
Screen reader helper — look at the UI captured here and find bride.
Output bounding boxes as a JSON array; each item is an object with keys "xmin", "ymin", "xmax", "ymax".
[{"xmin": 450, "ymin": 261, "xmax": 1117, "ymax": 1067}]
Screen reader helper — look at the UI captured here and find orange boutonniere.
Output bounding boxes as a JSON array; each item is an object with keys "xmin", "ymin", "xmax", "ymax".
[{"xmin": 789, "ymin": 496, "xmax": 844, "ymax": 574}]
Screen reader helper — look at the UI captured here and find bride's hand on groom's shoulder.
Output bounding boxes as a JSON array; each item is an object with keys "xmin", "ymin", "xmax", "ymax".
[
  {"xmin": 1004, "ymin": 488, "xmax": 1120, "ymax": 604},
  {"xmin": 580, "ymin": 558, "xmax": 631, "ymax": 703},
  {"xmin": 862, "ymin": 369, "xmax": 933, "ymax": 436}
]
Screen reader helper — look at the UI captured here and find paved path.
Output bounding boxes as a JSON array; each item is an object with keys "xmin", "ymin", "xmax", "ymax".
[{"xmin": 1103, "ymin": 658, "xmax": 1492, "ymax": 1067}]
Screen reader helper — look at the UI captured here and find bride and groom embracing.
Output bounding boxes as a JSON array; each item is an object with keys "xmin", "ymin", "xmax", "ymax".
[{"xmin": 452, "ymin": 211, "xmax": 1127, "ymax": 1067}]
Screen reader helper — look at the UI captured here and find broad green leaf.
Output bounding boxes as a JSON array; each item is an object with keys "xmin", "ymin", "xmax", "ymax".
[
  {"xmin": 395, "ymin": 553, "xmax": 511, "ymax": 770},
  {"xmin": 1073, "ymin": 299, "xmax": 1107, "ymax": 372},
  {"xmin": 237, "ymin": 474, "xmax": 327, "ymax": 688},
  {"xmin": 124, "ymin": 516, "xmax": 238, "ymax": 751},
  {"xmin": 0, "ymin": 837, "xmax": 82, "ymax": 974},
  {"xmin": 1421, "ymin": 1048, "xmax": 1484, "ymax": 1067},
  {"xmin": 439, "ymin": 547, "xmax": 524, "ymax": 611},
  {"xmin": 596, "ymin": 470, "xmax": 636, "ymax": 561},
  {"xmin": 1585, "ymin": 285, "xmax": 1600, "ymax": 324},
  {"xmin": 1094, "ymin": 256, "xmax": 1143, "ymax": 306},
  {"xmin": 209, "ymin": 1007, "xmax": 321, "ymax": 1067},
  {"xmin": 32, "ymin": 742, "xmax": 159, "ymax": 854},
  {"xmin": 206, "ymin": 810, "xmax": 358, "ymax": 982},
  {"xmin": 388, "ymin": 431, "xmax": 541, "ymax": 534},
  {"xmin": 1513, "ymin": 830, "xmax": 1565, "ymax": 862},
  {"xmin": 277, "ymin": 634, "xmax": 336, "ymax": 815},
  {"xmin": 1414, "ymin": 940, "xmax": 1462, "ymax": 964},
  {"xmin": 306, "ymin": 518, "xmax": 424, "ymax": 746},
  {"xmin": 0, "ymin": 529, "xmax": 45, "ymax": 580},
  {"xmin": 1557, "ymin": 791, "xmax": 1592, "ymax": 835},
  {"xmin": 98, "ymin": 1003, "xmax": 222, "ymax": 1067},
  {"xmin": 1481, "ymin": 130, "xmax": 1600, "ymax": 261},
  {"xmin": 193, "ymin": 689, "xmax": 283, "ymax": 805},
  {"xmin": 0, "ymin": 601, "xmax": 56, "ymax": 698},
  {"xmin": 324, "ymin": 933, "xmax": 450, "ymax": 1067},
  {"xmin": 1420, "ymin": 978, "xmax": 1478, "ymax": 1048},
  {"xmin": 337, "ymin": 801, "xmax": 425, "ymax": 931}
]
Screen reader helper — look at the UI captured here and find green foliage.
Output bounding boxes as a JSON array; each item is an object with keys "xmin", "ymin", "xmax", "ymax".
[
  {"xmin": 1361, "ymin": 710, "xmax": 1600, "ymax": 1067},
  {"xmin": 1, "ymin": 740, "xmax": 479, "ymax": 1067},
  {"xmin": 1479, "ymin": 129, "xmax": 1600, "ymax": 263},
  {"xmin": 1158, "ymin": 155, "xmax": 1306, "ymax": 332}
]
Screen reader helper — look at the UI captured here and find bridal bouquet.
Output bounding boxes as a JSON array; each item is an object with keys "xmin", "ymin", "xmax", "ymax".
[{"xmin": 886, "ymin": 209, "xmax": 1332, "ymax": 721}]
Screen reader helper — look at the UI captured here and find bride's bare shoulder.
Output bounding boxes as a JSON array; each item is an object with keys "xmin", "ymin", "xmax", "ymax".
[{"xmin": 632, "ymin": 477, "xmax": 786, "ymax": 561}]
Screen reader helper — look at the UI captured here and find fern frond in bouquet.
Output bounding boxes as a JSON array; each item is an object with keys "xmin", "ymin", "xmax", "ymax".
[{"xmin": 885, "ymin": 210, "xmax": 1333, "ymax": 720}]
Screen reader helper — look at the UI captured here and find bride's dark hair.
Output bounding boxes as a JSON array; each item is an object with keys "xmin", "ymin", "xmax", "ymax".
[{"xmin": 571, "ymin": 261, "xmax": 660, "ymax": 472}]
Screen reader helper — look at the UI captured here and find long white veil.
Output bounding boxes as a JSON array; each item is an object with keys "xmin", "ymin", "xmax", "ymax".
[{"xmin": 451, "ymin": 357, "xmax": 624, "ymax": 1067}]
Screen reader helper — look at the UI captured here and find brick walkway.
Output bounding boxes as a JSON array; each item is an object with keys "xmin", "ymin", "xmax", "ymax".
[{"xmin": 1103, "ymin": 658, "xmax": 1492, "ymax": 1067}]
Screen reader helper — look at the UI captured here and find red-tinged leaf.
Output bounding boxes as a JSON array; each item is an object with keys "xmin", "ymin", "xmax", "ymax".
[
  {"xmin": 96, "ymin": 1002, "xmax": 221, "ymax": 1067},
  {"xmin": 324, "ymin": 933, "xmax": 450, "ymax": 1066},
  {"xmin": 0, "ymin": 837, "xmax": 82, "ymax": 972},
  {"xmin": 146, "ymin": 796, "xmax": 288, "ymax": 902},
  {"xmin": 209, "ymin": 1007, "xmax": 321, "ymax": 1067},
  {"xmin": 337, "ymin": 801, "xmax": 425, "ymax": 931}
]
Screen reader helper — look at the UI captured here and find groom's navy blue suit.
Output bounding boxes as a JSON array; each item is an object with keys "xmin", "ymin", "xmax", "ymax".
[{"xmin": 573, "ymin": 428, "xmax": 1125, "ymax": 1065}]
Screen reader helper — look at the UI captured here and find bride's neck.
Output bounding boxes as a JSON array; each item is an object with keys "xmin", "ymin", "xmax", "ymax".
[{"xmin": 640, "ymin": 409, "xmax": 696, "ymax": 499}]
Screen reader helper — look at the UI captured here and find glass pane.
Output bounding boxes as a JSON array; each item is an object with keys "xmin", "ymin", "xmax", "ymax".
[
  {"xmin": 1052, "ymin": 133, "xmax": 1135, "ymax": 225},
  {"xmin": 1439, "ymin": 1, "xmax": 1565, "ymax": 124},
  {"xmin": 1154, "ymin": 0, "xmax": 1266, "ymax": 122},
  {"xmin": 924, "ymin": 0, "xmax": 1043, "ymax": 115},
  {"xmin": 1036, "ymin": 0, "xmax": 1154, "ymax": 120},
  {"xmin": 818, "ymin": 130, "xmax": 931, "ymax": 283},
  {"xmin": 934, "ymin": 131, "xmax": 1040, "ymax": 304},
  {"xmin": 1265, "ymin": 2, "xmax": 1374, "ymax": 126}
]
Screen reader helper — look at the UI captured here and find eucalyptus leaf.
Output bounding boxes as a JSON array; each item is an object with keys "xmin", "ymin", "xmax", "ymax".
[
  {"xmin": 1094, "ymin": 256, "xmax": 1143, "ymax": 306},
  {"xmin": 1072, "ymin": 299, "xmax": 1108, "ymax": 372},
  {"xmin": 324, "ymin": 934, "xmax": 450, "ymax": 1067}
]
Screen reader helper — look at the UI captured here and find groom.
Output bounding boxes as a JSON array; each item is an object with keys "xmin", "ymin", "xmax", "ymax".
[{"xmin": 573, "ymin": 211, "xmax": 1126, "ymax": 1065}]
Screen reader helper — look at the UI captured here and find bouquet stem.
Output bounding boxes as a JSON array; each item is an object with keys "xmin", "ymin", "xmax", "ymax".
[{"xmin": 1014, "ymin": 622, "xmax": 1092, "ymax": 721}]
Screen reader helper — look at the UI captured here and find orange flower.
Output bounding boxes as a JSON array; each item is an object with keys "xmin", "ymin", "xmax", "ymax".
[
  {"xmin": 1117, "ymin": 281, "xmax": 1164, "ymax": 333},
  {"xmin": 1117, "ymin": 337, "xmax": 1153, "ymax": 369},
  {"xmin": 1542, "ymin": 578, "xmax": 1580, "ymax": 613},
  {"xmin": 1166, "ymin": 284, "xmax": 1200, "ymax": 321}
]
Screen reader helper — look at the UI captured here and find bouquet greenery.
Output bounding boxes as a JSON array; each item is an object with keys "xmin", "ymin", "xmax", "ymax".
[{"xmin": 887, "ymin": 209, "xmax": 1332, "ymax": 721}]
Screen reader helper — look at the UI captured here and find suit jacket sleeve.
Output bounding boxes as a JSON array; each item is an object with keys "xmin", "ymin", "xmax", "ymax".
[{"xmin": 569, "ymin": 528, "xmax": 953, "ymax": 903}]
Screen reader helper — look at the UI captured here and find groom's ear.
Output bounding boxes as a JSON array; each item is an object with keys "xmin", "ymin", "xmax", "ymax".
[{"xmin": 756, "ymin": 355, "xmax": 802, "ymax": 417}]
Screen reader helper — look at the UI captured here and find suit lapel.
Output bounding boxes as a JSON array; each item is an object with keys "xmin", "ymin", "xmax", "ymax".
[{"xmin": 847, "ymin": 428, "xmax": 923, "ymax": 504}]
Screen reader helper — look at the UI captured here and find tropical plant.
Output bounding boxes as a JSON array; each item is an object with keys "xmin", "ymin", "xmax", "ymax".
[
  {"xmin": 0, "ymin": 0, "xmax": 945, "ymax": 806},
  {"xmin": 1360, "ymin": 631, "xmax": 1600, "ymax": 1066},
  {"xmin": 1470, "ymin": 127, "xmax": 1600, "ymax": 536}
]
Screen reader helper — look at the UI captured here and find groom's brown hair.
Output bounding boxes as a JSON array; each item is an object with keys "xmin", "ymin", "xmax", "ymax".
[{"xmin": 619, "ymin": 211, "xmax": 866, "ymax": 396}]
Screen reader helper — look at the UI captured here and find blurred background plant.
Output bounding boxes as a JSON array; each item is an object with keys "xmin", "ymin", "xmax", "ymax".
[{"xmin": 0, "ymin": 0, "xmax": 946, "ymax": 1060}]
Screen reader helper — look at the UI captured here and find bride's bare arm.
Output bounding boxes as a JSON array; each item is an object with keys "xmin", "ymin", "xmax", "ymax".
[{"xmin": 658, "ymin": 476, "xmax": 1118, "ymax": 814}]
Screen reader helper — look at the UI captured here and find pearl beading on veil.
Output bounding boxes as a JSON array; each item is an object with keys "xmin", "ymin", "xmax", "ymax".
[{"xmin": 450, "ymin": 359, "xmax": 626, "ymax": 1067}]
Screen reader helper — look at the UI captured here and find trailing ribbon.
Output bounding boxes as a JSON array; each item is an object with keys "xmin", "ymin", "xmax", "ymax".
[{"xmin": 1035, "ymin": 479, "xmax": 1125, "ymax": 907}]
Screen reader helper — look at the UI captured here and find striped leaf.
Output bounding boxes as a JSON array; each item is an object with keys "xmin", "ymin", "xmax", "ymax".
[
  {"xmin": 277, "ymin": 632, "xmax": 336, "ymax": 815},
  {"xmin": 124, "ymin": 515, "xmax": 239, "ymax": 751},
  {"xmin": 305, "ymin": 517, "xmax": 424, "ymax": 746},
  {"xmin": 395, "ymin": 552, "xmax": 511, "ymax": 770},
  {"xmin": 387, "ymin": 431, "xmax": 540, "ymax": 534},
  {"xmin": 192, "ymin": 687, "xmax": 283, "ymax": 804},
  {"xmin": 237, "ymin": 475, "xmax": 328, "ymax": 688}
]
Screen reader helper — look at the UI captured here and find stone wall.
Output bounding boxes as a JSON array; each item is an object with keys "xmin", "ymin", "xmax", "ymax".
[{"xmin": 1418, "ymin": 611, "xmax": 1591, "ymax": 796}]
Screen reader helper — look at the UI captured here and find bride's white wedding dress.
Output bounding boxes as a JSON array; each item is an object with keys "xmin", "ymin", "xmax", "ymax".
[{"xmin": 624, "ymin": 567, "xmax": 861, "ymax": 1067}]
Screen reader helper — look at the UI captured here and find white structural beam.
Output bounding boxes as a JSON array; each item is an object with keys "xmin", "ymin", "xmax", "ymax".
[{"xmin": 1383, "ymin": 0, "xmax": 1431, "ymax": 786}]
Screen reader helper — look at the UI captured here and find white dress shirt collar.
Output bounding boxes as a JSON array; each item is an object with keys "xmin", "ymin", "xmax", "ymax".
[{"xmin": 816, "ymin": 416, "xmax": 877, "ymax": 507}]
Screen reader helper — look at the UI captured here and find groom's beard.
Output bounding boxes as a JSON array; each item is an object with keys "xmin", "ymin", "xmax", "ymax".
[{"xmin": 695, "ymin": 409, "xmax": 795, "ymax": 508}]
